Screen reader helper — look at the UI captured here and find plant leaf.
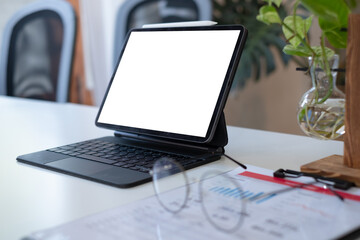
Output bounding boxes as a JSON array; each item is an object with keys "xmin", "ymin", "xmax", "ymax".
[
  {"xmin": 311, "ymin": 46, "xmax": 335, "ymax": 60},
  {"xmin": 283, "ymin": 45, "xmax": 334, "ymax": 62},
  {"xmin": 256, "ymin": 6, "xmax": 281, "ymax": 25},
  {"xmin": 263, "ymin": 0, "xmax": 282, "ymax": 7},
  {"xmin": 319, "ymin": 18, "xmax": 347, "ymax": 48},
  {"xmin": 322, "ymin": 29, "xmax": 347, "ymax": 49},
  {"xmin": 282, "ymin": 16, "xmax": 312, "ymax": 47},
  {"xmin": 273, "ymin": 0, "xmax": 282, "ymax": 8},
  {"xmin": 283, "ymin": 44, "xmax": 312, "ymax": 57},
  {"xmin": 300, "ymin": 0, "xmax": 350, "ymax": 27},
  {"xmin": 345, "ymin": 0, "xmax": 357, "ymax": 9},
  {"xmin": 304, "ymin": 15, "xmax": 313, "ymax": 32},
  {"xmin": 299, "ymin": 0, "xmax": 349, "ymax": 49}
]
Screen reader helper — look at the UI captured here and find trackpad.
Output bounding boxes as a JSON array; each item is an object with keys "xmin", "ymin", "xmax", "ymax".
[{"xmin": 46, "ymin": 157, "xmax": 112, "ymax": 175}]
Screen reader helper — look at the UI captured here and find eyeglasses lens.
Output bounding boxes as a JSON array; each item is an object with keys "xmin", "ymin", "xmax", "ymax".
[
  {"xmin": 152, "ymin": 157, "xmax": 189, "ymax": 213},
  {"xmin": 200, "ymin": 171, "xmax": 246, "ymax": 232}
]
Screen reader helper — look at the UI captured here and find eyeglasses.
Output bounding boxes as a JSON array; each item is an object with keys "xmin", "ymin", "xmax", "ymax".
[
  {"xmin": 253, "ymin": 168, "xmax": 354, "ymax": 202},
  {"xmin": 150, "ymin": 156, "xmax": 247, "ymax": 233},
  {"xmin": 150, "ymin": 157, "xmax": 355, "ymax": 234}
]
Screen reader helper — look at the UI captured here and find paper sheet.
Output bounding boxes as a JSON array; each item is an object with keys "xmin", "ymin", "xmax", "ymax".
[{"xmin": 24, "ymin": 165, "xmax": 360, "ymax": 240}]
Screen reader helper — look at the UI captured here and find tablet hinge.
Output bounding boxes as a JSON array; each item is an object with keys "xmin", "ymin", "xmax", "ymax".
[{"xmin": 113, "ymin": 131, "xmax": 224, "ymax": 153}]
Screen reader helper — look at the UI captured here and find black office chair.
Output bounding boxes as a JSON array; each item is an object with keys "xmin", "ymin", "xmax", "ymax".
[
  {"xmin": 0, "ymin": 0, "xmax": 76, "ymax": 102},
  {"xmin": 113, "ymin": 0, "xmax": 212, "ymax": 68}
]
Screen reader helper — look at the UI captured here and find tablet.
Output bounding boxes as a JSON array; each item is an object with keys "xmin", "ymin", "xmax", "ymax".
[{"xmin": 96, "ymin": 25, "xmax": 247, "ymax": 144}]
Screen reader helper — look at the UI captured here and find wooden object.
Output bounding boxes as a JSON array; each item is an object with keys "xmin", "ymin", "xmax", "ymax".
[
  {"xmin": 301, "ymin": 14, "xmax": 360, "ymax": 186},
  {"xmin": 344, "ymin": 14, "xmax": 360, "ymax": 169},
  {"xmin": 66, "ymin": 0, "xmax": 93, "ymax": 105},
  {"xmin": 301, "ymin": 155, "xmax": 360, "ymax": 187}
]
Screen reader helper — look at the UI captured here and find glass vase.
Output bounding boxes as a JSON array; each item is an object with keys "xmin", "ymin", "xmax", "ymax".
[{"xmin": 297, "ymin": 54, "xmax": 345, "ymax": 140}]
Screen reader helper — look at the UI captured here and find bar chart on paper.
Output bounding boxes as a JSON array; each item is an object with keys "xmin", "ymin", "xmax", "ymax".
[{"xmin": 208, "ymin": 186, "xmax": 276, "ymax": 204}]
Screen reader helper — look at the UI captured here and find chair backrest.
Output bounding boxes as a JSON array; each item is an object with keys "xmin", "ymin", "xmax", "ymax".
[
  {"xmin": 113, "ymin": 0, "xmax": 212, "ymax": 68},
  {"xmin": 0, "ymin": 0, "xmax": 75, "ymax": 102}
]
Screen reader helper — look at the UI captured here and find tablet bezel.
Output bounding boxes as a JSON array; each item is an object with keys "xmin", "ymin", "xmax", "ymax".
[{"xmin": 95, "ymin": 25, "xmax": 247, "ymax": 144}]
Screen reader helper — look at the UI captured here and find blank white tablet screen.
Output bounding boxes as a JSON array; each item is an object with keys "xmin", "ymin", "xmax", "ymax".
[{"xmin": 98, "ymin": 30, "xmax": 240, "ymax": 138}]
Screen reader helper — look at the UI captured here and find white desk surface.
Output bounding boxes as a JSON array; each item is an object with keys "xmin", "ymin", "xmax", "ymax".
[{"xmin": 0, "ymin": 96, "xmax": 343, "ymax": 239}]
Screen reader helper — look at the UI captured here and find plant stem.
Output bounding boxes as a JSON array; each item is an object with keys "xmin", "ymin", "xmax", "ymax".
[{"xmin": 316, "ymin": 34, "xmax": 333, "ymax": 104}]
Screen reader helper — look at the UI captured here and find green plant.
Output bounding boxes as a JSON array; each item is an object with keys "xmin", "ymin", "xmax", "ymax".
[
  {"xmin": 213, "ymin": 0, "xmax": 291, "ymax": 89},
  {"xmin": 256, "ymin": 0, "xmax": 352, "ymax": 140},
  {"xmin": 256, "ymin": 0, "xmax": 350, "ymax": 98}
]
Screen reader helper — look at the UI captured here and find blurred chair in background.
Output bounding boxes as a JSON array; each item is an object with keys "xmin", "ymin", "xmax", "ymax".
[
  {"xmin": 0, "ymin": 0, "xmax": 75, "ymax": 102},
  {"xmin": 113, "ymin": 0, "xmax": 212, "ymax": 68}
]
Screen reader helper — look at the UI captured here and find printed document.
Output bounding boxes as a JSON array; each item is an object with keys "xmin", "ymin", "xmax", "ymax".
[{"xmin": 24, "ymin": 165, "xmax": 360, "ymax": 240}]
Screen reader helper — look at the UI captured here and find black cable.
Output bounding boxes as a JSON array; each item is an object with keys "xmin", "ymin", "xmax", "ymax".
[{"xmin": 223, "ymin": 154, "xmax": 247, "ymax": 169}]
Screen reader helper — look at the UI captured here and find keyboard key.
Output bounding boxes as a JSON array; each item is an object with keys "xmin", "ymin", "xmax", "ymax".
[
  {"xmin": 129, "ymin": 166, "xmax": 141, "ymax": 171},
  {"xmin": 59, "ymin": 146, "xmax": 75, "ymax": 150},
  {"xmin": 93, "ymin": 153, "xmax": 105, "ymax": 157},
  {"xmin": 135, "ymin": 155, "xmax": 145, "ymax": 160},
  {"xmin": 114, "ymin": 162, "xmax": 126, "ymax": 167},
  {"xmin": 137, "ymin": 166, "xmax": 150, "ymax": 173},
  {"xmin": 78, "ymin": 154, "xmax": 117, "ymax": 164},
  {"xmin": 109, "ymin": 150, "xmax": 120, "ymax": 154},
  {"xmin": 122, "ymin": 164, "xmax": 135, "ymax": 168},
  {"xmin": 128, "ymin": 159, "xmax": 140, "ymax": 164},
  {"xmin": 144, "ymin": 156, "xmax": 155, "ymax": 161},
  {"xmin": 68, "ymin": 152, "xmax": 81, "ymax": 157},
  {"xmin": 113, "ymin": 157, "xmax": 130, "ymax": 162}
]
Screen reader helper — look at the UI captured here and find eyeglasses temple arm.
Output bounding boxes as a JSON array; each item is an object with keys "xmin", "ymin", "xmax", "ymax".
[
  {"xmin": 251, "ymin": 181, "xmax": 317, "ymax": 201},
  {"xmin": 325, "ymin": 185, "xmax": 344, "ymax": 201}
]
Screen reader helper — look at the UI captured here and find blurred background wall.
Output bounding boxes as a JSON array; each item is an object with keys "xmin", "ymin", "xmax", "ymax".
[{"xmin": 0, "ymin": 0, "xmax": 322, "ymax": 136}]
